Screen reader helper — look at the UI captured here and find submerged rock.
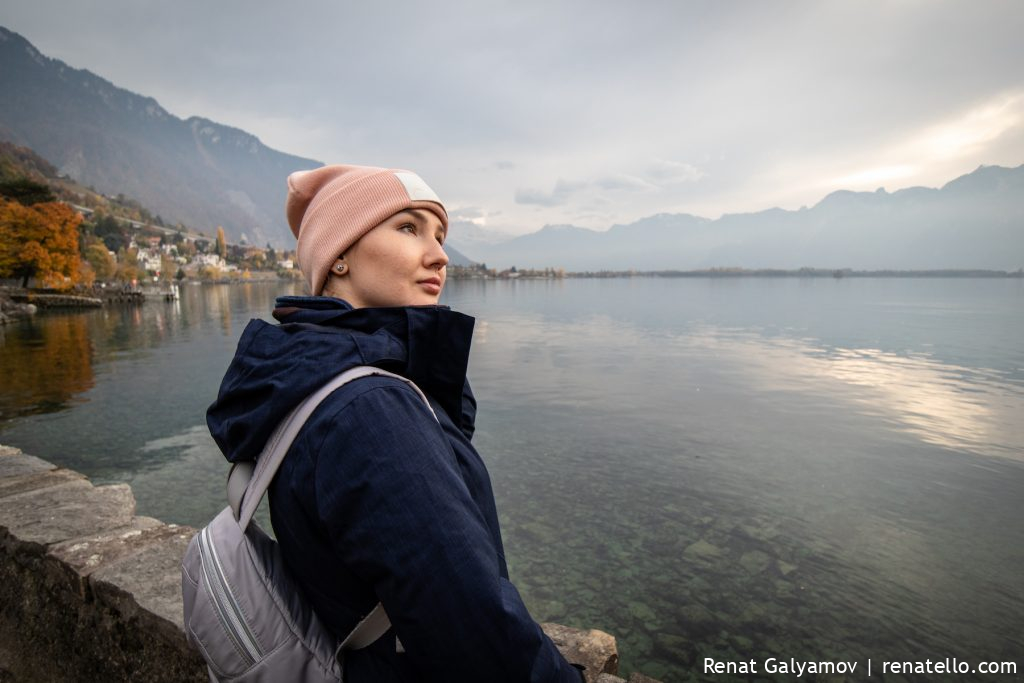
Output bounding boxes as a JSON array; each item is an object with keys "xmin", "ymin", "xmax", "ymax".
[
  {"xmin": 739, "ymin": 550, "xmax": 771, "ymax": 574},
  {"xmin": 682, "ymin": 538, "xmax": 723, "ymax": 560},
  {"xmin": 777, "ymin": 559, "xmax": 798, "ymax": 576}
]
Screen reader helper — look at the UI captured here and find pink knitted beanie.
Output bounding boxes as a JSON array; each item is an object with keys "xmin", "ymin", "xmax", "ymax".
[{"xmin": 286, "ymin": 164, "xmax": 448, "ymax": 295}]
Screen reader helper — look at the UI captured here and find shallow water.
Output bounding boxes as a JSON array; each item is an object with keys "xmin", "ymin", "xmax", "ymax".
[{"xmin": 1, "ymin": 277, "xmax": 1022, "ymax": 681}]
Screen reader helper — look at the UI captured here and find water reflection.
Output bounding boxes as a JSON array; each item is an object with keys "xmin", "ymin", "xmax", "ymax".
[
  {"xmin": 471, "ymin": 313, "xmax": 1023, "ymax": 462},
  {"xmin": 0, "ymin": 283, "xmax": 300, "ymax": 419},
  {"xmin": 692, "ymin": 331, "xmax": 1024, "ymax": 462},
  {"xmin": 0, "ymin": 314, "xmax": 94, "ymax": 420}
]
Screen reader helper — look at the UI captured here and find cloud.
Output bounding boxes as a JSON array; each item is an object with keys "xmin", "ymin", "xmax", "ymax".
[
  {"xmin": 449, "ymin": 206, "xmax": 486, "ymax": 220},
  {"xmin": 4, "ymin": 1, "xmax": 1022, "ymax": 235},
  {"xmin": 594, "ymin": 174, "xmax": 656, "ymax": 191},
  {"xmin": 647, "ymin": 159, "xmax": 704, "ymax": 184},
  {"xmin": 449, "ymin": 205, "xmax": 491, "ymax": 226},
  {"xmin": 517, "ymin": 170, "xmax": 664, "ymax": 208},
  {"xmin": 514, "ymin": 178, "xmax": 586, "ymax": 206}
]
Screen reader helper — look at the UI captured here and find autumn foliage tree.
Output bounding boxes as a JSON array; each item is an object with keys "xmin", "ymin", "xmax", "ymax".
[
  {"xmin": 215, "ymin": 226, "xmax": 227, "ymax": 259},
  {"xmin": 0, "ymin": 198, "xmax": 84, "ymax": 288},
  {"xmin": 84, "ymin": 241, "xmax": 117, "ymax": 281}
]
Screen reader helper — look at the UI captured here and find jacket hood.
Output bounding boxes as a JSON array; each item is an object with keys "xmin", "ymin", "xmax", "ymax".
[{"xmin": 207, "ymin": 296, "xmax": 476, "ymax": 463}]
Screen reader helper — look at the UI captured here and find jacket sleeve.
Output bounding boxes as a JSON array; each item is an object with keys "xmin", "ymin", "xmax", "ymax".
[{"xmin": 311, "ymin": 380, "xmax": 582, "ymax": 683}]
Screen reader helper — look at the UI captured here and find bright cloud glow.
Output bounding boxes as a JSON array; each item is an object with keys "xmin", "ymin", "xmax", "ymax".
[
  {"xmin": 825, "ymin": 91, "xmax": 1024, "ymax": 192},
  {"xmin": 920, "ymin": 93, "xmax": 1024, "ymax": 159},
  {"xmin": 831, "ymin": 165, "xmax": 919, "ymax": 188}
]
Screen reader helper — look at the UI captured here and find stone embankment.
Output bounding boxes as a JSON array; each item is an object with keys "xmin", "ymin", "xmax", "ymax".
[
  {"xmin": 1, "ymin": 288, "xmax": 145, "ymax": 322},
  {"xmin": 7, "ymin": 291, "xmax": 103, "ymax": 309},
  {"xmin": 0, "ymin": 444, "xmax": 662, "ymax": 683}
]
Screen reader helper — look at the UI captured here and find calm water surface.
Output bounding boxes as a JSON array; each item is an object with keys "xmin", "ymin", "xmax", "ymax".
[{"xmin": 1, "ymin": 278, "xmax": 1022, "ymax": 681}]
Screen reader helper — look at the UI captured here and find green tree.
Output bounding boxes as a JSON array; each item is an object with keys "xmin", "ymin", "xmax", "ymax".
[
  {"xmin": 0, "ymin": 177, "xmax": 55, "ymax": 206},
  {"xmin": 91, "ymin": 213, "xmax": 129, "ymax": 252}
]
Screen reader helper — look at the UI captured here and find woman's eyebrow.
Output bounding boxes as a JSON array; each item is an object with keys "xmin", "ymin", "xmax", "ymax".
[
  {"xmin": 393, "ymin": 210, "xmax": 422, "ymax": 222},
  {"xmin": 396, "ymin": 209, "xmax": 438, "ymax": 224}
]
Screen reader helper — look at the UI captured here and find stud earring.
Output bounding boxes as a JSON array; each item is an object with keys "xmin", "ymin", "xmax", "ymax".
[{"xmin": 334, "ymin": 262, "xmax": 347, "ymax": 275}]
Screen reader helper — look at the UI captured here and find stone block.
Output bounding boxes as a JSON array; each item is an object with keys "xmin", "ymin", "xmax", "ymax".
[
  {"xmin": 596, "ymin": 674, "xmax": 627, "ymax": 683},
  {"xmin": 542, "ymin": 622, "xmax": 619, "ymax": 682},
  {"xmin": 0, "ymin": 448, "xmax": 55, "ymax": 479},
  {"xmin": 0, "ymin": 468, "xmax": 88, "ymax": 500},
  {"xmin": 0, "ymin": 480, "xmax": 135, "ymax": 550},
  {"xmin": 90, "ymin": 526, "xmax": 197, "ymax": 634},
  {"xmin": 46, "ymin": 516, "xmax": 183, "ymax": 597},
  {"xmin": 49, "ymin": 516, "xmax": 172, "ymax": 574}
]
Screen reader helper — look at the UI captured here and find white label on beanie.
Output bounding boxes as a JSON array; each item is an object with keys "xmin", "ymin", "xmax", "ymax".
[{"xmin": 395, "ymin": 172, "xmax": 441, "ymax": 203}]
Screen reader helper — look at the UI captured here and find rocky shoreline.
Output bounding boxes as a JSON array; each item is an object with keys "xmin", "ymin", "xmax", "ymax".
[
  {"xmin": 0, "ymin": 444, "xmax": 663, "ymax": 682},
  {"xmin": 0, "ymin": 291, "xmax": 37, "ymax": 326}
]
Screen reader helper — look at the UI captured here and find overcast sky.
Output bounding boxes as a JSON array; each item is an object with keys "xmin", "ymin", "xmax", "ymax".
[{"xmin": 2, "ymin": 0, "xmax": 1023, "ymax": 236}]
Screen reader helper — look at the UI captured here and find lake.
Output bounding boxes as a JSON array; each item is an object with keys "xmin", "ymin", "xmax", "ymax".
[{"xmin": 1, "ymin": 277, "xmax": 1022, "ymax": 681}]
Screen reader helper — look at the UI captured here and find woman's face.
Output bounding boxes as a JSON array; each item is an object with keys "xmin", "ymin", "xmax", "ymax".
[{"xmin": 323, "ymin": 208, "xmax": 449, "ymax": 308}]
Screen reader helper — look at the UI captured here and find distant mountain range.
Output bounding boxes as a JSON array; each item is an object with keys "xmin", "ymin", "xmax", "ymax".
[
  {"xmin": 0, "ymin": 26, "xmax": 320, "ymax": 248},
  {"xmin": 2, "ymin": 25, "xmax": 1020, "ymax": 269},
  {"xmin": 448, "ymin": 164, "xmax": 1024, "ymax": 271}
]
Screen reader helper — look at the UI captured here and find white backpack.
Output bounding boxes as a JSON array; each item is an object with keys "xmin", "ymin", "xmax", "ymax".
[{"xmin": 181, "ymin": 366, "xmax": 437, "ymax": 682}]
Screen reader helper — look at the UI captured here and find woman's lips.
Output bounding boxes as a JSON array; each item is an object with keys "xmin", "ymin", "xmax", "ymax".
[{"xmin": 418, "ymin": 278, "xmax": 442, "ymax": 295}]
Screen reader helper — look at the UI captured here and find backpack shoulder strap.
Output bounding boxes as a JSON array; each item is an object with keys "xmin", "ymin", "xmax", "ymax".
[
  {"xmin": 230, "ymin": 365, "xmax": 438, "ymax": 529},
  {"xmin": 225, "ymin": 364, "xmax": 437, "ymax": 654}
]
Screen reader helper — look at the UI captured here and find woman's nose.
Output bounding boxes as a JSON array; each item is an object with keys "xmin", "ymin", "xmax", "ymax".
[{"xmin": 428, "ymin": 239, "xmax": 449, "ymax": 269}]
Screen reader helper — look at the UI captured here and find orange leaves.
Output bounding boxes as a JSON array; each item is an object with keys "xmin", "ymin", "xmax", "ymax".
[{"xmin": 0, "ymin": 198, "xmax": 84, "ymax": 288}]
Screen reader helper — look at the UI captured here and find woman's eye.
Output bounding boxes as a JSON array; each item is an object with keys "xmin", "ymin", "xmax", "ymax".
[{"xmin": 399, "ymin": 223, "xmax": 416, "ymax": 234}]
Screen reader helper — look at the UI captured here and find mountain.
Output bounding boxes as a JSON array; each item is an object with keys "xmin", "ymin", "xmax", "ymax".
[
  {"xmin": 443, "ymin": 243, "xmax": 473, "ymax": 267},
  {"xmin": 4, "ymin": 26, "xmax": 1019, "ymax": 267},
  {"xmin": 449, "ymin": 164, "xmax": 1024, "ymax": 271},
  {"xmin": 0, "ymin": 26, "xmax": 320, "ymax": 247}
]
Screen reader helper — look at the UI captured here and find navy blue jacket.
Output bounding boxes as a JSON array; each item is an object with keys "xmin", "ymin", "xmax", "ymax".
[{"xmin": 207, "ymin": 296, "xmax": 582, "ymax": 683}]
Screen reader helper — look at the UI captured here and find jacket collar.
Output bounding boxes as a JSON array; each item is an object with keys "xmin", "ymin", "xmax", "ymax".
[{"xmin": 272, "ymin": 296, "xmax": 475, "ymax": 430}]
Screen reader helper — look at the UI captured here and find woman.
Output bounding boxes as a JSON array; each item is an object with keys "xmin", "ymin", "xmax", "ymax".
[{"xmin": 206, "ymin": 165, "xmax": 585, "ymax": 682}]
